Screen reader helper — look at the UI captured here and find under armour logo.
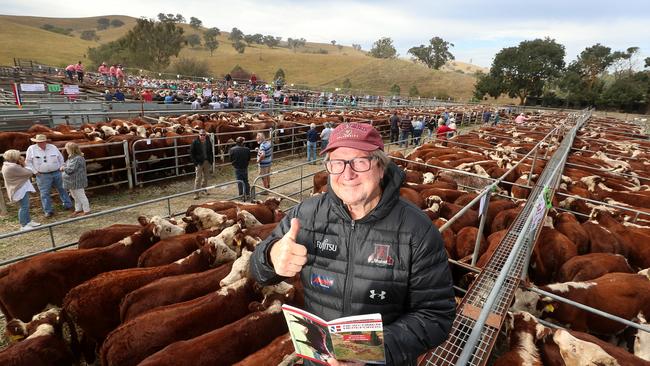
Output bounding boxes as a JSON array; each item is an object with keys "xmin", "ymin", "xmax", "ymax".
[{"xmin": 369, "ymin": 290, "xmax": 386, "ymax": 300}]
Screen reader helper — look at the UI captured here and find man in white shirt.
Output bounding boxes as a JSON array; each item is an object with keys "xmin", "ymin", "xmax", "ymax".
[
  {"xmin": 25, "ymin": 134, "xmax": 73, "ymax": 218},
  {"xmin": 191, "ymin": 97, "xmax": 202, "ymax": 110}
]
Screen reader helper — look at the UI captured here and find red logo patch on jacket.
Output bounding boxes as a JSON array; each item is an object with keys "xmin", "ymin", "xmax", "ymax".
[{"xmin": 367, "ymin": 244, "xmax": 394, "ymax": 267}]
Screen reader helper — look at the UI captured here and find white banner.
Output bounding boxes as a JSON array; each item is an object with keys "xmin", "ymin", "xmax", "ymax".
[
  {"xmin": 202, "ymin": 88, "xmax": 212, "ymax": 97},
  {"xmin": 63, "ymin": 85, "xmax": 80, "ymax": 95},
  {"xmin": 20, "ymin": 83, "xmax": 45, "ymax": 92}
]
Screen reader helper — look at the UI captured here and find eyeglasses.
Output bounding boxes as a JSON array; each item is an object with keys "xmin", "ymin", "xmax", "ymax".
[{"xmin": 324, "ymin": 157, "xmax": 374, "ymax": 174}]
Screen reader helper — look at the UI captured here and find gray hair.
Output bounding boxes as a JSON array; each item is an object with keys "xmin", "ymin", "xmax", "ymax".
[
  {"xmin": 2, "ymin": 149, "xmax": 21, "ymax": 163},
  {"xmin": 310, "ymin": 123, "xmax": 316, "ymax": 129}
]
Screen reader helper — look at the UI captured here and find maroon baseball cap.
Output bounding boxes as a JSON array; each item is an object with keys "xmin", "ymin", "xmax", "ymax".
[{"xmin": 320, "ymin": 122, "xmax": 384, "ymax": 155}]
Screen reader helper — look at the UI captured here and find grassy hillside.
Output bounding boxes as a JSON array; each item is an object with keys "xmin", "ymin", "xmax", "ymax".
[{"xmin": 0, "ymin": 14, "xmax": 490, "ymax": 100}]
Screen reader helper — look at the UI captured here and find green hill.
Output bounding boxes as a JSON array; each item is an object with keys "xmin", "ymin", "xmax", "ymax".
[{"xmin": 0, "ymin": 14, "xmax": 484, "ymax": 100}]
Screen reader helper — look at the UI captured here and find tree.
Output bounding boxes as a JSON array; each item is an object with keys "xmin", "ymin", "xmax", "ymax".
[
  {"xmin": 189, "ymin": 17, "xmax": 203, "ymax": 29},
  {"xmin": 89, "ymin": 18, "xmax": 185, "ymax": 70},
  {"xmin": 203, "ymin": 27, "xmax": 220, "ymax": 56},
  {"xmin": 263, "ymin": 35, "xmax": 280, "ymax": 48},
  {"xmin": 244, "ymin": 34, "xmax": 257, "ymax": 45},
  {"xmin": 408, "ymin": 36, "xmax": 455, "ymax": 69},
  {"xmin": 369, "ymin": 37, "xmax": 397, "ymax": 59},
  {"xmin": 274, "ymin": 68, "xmax": 286, "ymax": 81},
  {"xmin": 342, "ymin": 78, "xmax": 352, "ymax": 89},
  {"xmin": 80, "ymin": 30, "xmax": 99, "ymax": 41},
  {"xmin": 487, "ymin": 38, "xmax": 565, "ymax": 104},
  {"xmin": 97, "ymin": 17, "xmax": 110, "ymax": 30},
  {"xmin": 229, "ymin": 27, "xmax": 244, "ymax": 42},
  {"xmin": 232, "ymin": 40, "xmax": 246, "ymax": 54},
  {"xmin": 473, "ymin": 72, "xmax": 503, "ymax": 100},
  {"xmin": 287, "ymin": 38, "xmax": 306, "ymax": 51},
  {"xmin": 390, "ymin": 84, "xmax": 401, "ymax": 95},
  {"xmin": 600, "ymin": 73, "xmax": 648, "ymax": 111},
  {"xmin": 252, "ymin": 34, "xmax": 264, "ymax": 44},
  {"xmin": 172, "ymin": 57, "xmax": 211, "ymax": 78},
  {"xmin": 158, "ymin": 13, "xmax": 185, "ymax": 23},
  {"xmin": 110, "ymin": 19, "xmax": 125, "ymax": 28},
  {"xmin": 352, "ymin": 44, "xmax": 362, "ymax": 51},
  {"xmin": 646, "ymin": 57, "xmax": 650, "ymax": 68},
  {"xmin": 575, "ymin": 43, "xmax": 618, "ymax": 92},
  {"xmin": 185, "ymin": 34, "xmax": 201, "ymax": 48},
  {"xmin": 409, "ymin": 85, "xmax": 419, "ymax": 97},
  {"xmin": 331, "ymin": 40, "xmax": 336, "ymax": 45}
]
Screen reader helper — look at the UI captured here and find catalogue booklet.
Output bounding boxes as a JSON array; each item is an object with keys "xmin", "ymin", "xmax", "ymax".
[{"xmin": 281, "ymin": 304, "xmax": 385, "ymax": 365}]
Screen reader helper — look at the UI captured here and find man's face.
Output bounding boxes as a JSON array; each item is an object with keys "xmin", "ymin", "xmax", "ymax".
[
  {"xmin": 37, "ymin": 141, "xmax": 47, "ymax": 150},
  {"xmin": 328, "ymin": 147, "xmax": 384, "ymax": 208},
  {"xmin": 199, "ymin": 134, "xmax": 206, "ymax": 141},
  {"xmin": 256, "ymin": 134, "xmax": 263, "ymax": 143}
]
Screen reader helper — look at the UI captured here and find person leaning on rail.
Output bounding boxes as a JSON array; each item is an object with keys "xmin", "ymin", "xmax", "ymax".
[
  {"xmin": 251, "ymin": 122, "xmax": 456, "ymax": 366},
  {"xmin": 1, "ymin": 149, "xmax": 41, "ymax": 231}
]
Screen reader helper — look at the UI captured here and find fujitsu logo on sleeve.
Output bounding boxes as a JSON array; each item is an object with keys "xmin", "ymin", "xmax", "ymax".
[{"xmin": 316, "ymin": 238, "xmax": 338, "ymax": 252}]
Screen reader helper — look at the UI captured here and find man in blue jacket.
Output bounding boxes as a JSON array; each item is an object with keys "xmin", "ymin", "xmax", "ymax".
[{"xmin": 251, "ymin": 122, "xmax": 455, "ymax": 366}]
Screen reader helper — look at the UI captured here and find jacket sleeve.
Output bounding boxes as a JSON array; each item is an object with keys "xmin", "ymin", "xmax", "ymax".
[
  {"xmin": 189, "ymin": 141, "xmax": 199, "ymax": 165},
  {"xmin": 63, "ymin": 157, "xmax": 79, "ymax": 175},
  {"xmin": 383, "ymin": 224, "xmax": 456, "ymax": 366},
  {"xmin": 250, "ymin": 208, "xmax": 296, "ymax": 285}
]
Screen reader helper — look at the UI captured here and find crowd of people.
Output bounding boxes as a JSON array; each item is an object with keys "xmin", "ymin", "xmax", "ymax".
[{"xmin": 2, "ymin": 135, "xmax": 90, "ymax": 231}]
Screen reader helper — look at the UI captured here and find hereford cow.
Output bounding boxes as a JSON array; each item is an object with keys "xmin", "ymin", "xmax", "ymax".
[
  {"xmin": 493, "ymin": 312, "xmax": 544, "ymax": 366},
  {"xmin": 119, "ymin": 262, "xmax": 234, "ymax": 322},
  {"xmin": 0, "ymin": 324, "xmax": 74, "ymax": 366},
  {"xmin": 232, "ymin": 333, "xmax": 295, "ymax": 366},
  {"xmin": 137, "ymin": 229, "xmax": 222, "ymax": 267},
  {"xmin": 138, "ymin": 301, "xmax": 289, "ymax": 366},
  {"xmin": 0, "ymin": 216, "xmax": 184, "ymax": 321},
  {"xmin": 557, "ymin": 253, "xmax": 633, "ymax": 282},
  {"xmin": 553, "ymin": 211, "xmax": 590, "ymax": 255},
  {"xmin": 530, "ymin": 227, "xmax": 578, "ymax": 285},
  {"xmin": 100, "ymin": 278, "xmax": 260, "ymax": 366},
  {"xmin": 512, "ymin": 271, "xmax": 650, "ymax": 336},
  {"xmin": 77, "ymin": 224, "xmax": 141, "ymax": 249},
  {"xmin": 63, "ymin": 240, "xmax": 237, "ymax": 346}
]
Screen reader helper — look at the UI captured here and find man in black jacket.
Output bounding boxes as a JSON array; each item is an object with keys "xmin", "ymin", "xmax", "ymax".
[
  {"xmin": 251, "ymin": 122, "xmax": 455, "ymax": 366},
  {"xmin": 229, "ymin": 136, "xmax": 251, "ymax": 200},
  {"xmin": 189, "ymin": 130, "xmax": 213, "ymax": 199},
  {"xmin": 389, "ymin": 111, "xmax": 400, "ymax": 144}
]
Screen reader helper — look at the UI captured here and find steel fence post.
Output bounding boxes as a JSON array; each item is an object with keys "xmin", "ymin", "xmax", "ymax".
[
  {"xmin": 173, "ymin": 138, "xmax": 179, "ymax": 177},
  {"xmin": 123, "ymin": 140, "xmax": 133, "ymax": 189},
  {"xmin": 471, "ymin": 191, "xmax": 491, "ymax": 266}
]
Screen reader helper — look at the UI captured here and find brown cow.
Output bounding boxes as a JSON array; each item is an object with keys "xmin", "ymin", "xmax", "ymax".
[
  {"xmin": 0, "ymin": 324, "xmax": 74, "ymax": 366},
  {"xmin": 0, "ymin": 216, "xmax": 184, "ymax": 321},
  {"xmin": 138, "ymin": 301, "xmax": 289, "ymax": 366},
  {"xmin": 557, "ymin": 253, "xmax": 633, "ymax": 282},
  {"xmin": 400, "ymin": 187, "xmax": 426, "ymax": 209},
  {"xmin": 119, "ymin": 262, "xmax": 234, "ymax": 322},
  {"xmin": 477, "ymin": 230, "xmax": 508, "ymax": 268},
  {"xmin": 530, "ymin": 227, "xmax": 578, "ymax": 285},
  {"xmin": 137, "ymin": 228, "xmax": 225, "ymax": 267},
  {"xmin": 100, "ymin": 278, "xmax": 261, "ymax": 366},
  {"xmin": 232, "ymin": 333, "xmax": 295, "ymax": 366},
  {"xmin": 454, "ymin": 226, "xmax": 487, "ymax": 260},
  {"xmin": 493, "ymin": 312, "xmax": 544, "ymax": 366},
  {"xmin": 513, "ymin": 272, "xmax": 650, "ymax": 336},
  {"xmin": 553, "ymin": 211, "xmax": 590, "ymax": 255},
  {"xmin": 77, "ymin": 224, "xmax": 141, "ymax": 249}
]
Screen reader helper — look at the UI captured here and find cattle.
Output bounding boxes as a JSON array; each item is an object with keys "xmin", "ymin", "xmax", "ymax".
[
  {"xmin": 490, "ymin": 207, "xmax": 522, "ymax": 234},
  {"xmin": 77, "ymin": 224, "xmax": 141, "ymax": 249},
  {"xmin": 0, "ymin": 324, "xmax": 74, "ymax": 366},
  {"xmin": 4, "ymin": 307, "xmax": 61, "ymax": 343},
  {"xmin": 100, "ymin": 278, "xmax": 260, "ymax": 366},
  {"xmin": 529, "ymin": 227, "xmax": 578, "ymax": 285},
  {"xmin": 593, "ymin": 210, "xmax": 650, "ymax": 269},
  {"xmin": 581, "ymin": 221, "xmax": 628, "ymax": 256},
  {"xmin": 432, "ymin": 198, "xmax": 479, "ymax": 233},
  {"xmin": 0, "ymin": 216, "xmax": 184, "ymax": 321},
  {"xmin": 493, "ymin": 312, "xmax": 543, "ymax": 366},
  {"xmin": 477, "ymin": 230, "xmax": 508, "ymax": 268},
  {"xmin": 312, "ymin": 170, "xmax": 329, "ymax": 194},
  {"xmin": 137, "ymin": 229, "xmax": 222, "ymax": 267},
  {"xmin": 453, "ymin": 226, "xmax": 486, "ymax": 261},
  {"xmin": 553, "ymin": 211, "xmax": 590, "ymax": 255},
  {"xmin": 512, "ymin": 271, "xmax": 650, "ymax": 336},
  {"xmin": 400, "ymin": 187, "xmax": 426, "ymax": 208},
  {"xmin": 138, "ymin": 301, "xmax": 289, "ymax": 366},
  {"xmin": 557, "ymin": 253, "xmax": 633, "ymax": 282},
  {"xmin": 63, "ymin": 240, "xmax": 237, "ymax": 346},
  {"xmin": 120, "ymin": 262, "xmax": 234, "ymax": 322},
  {"xmin": 232, "ymin": 333, "xmax": 295, "ymax": 366}
]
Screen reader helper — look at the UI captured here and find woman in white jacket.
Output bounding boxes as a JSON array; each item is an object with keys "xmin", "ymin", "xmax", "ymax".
[{"xmin": 1, "ymin": 149, "xmax": 41, "ymax": 230}]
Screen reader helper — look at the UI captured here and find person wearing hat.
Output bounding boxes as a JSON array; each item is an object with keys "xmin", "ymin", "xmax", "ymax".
[
  {"xmin": 190, "ymin": 130, "xmax": 213, "ymax": 199},
  {"xmin": 229, "ymin": 136, "xmax": 251, "ymax": 200},
  {"xmin": 1, "ymin": 149, "xmax": 41, "ymax": 230},
  {"xmin": 251, "ymin": 123, "xmax": 455, "ymax": 366},
  {"xmin": 25, "ymin": 134, "xmax": 73, "ymax": 218}
]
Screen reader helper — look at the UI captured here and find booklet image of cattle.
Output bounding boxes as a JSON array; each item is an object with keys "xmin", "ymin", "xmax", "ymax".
[{"xmin": 282, "ymin": 304, "xmax": 385, "ymax": 365}]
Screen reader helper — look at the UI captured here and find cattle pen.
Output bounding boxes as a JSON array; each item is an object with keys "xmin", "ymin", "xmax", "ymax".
[{"xmin": 1, "ymin": 103, "xmax": 649, "ymax": 365}]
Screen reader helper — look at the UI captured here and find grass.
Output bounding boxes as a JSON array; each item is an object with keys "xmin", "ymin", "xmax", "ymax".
[{"xmin": 0, "ymin": 14, "xmax": 489, "ymax": 100}]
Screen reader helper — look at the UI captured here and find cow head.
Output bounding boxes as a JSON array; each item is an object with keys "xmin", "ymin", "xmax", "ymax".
[
  {"xmin": 138, "ymin": 216, "xmax": 185, "ymax": 240},
  {"xmin": 5, "ymin": 306, "xmax": 61, "ymax": 343},
  {"xmin": 220, "ymin": 248, "xmax": 253, "ymax": 287},
  {"xmin": 426, "ymin": 195, "xmax": 443, "ymax": 213},
  {"xmin": 204, "ymin": 236, "xmax": 238, "ymax": 267},
  {"xmin": 250, "ymin": 281, "xmax": 296, "ymax": 312},
  {"xmin": 262, "ymin": 197, "xmax": 282, "ymax": 211},
  {"xmin": 183, "ymin": 207, "xmax": 228, "ymax": 231},
  {"xmin": 237, "ymin": 210, "xmax": 262, "ymax": 229}
]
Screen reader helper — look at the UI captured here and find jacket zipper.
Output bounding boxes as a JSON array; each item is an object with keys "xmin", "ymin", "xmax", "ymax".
[{"xmin": 342, "ymin": 219, "xmax": 355, "ymax": 315}]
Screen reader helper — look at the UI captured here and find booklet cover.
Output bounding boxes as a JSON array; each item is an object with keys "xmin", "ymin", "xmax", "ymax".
[{"xmin": 281, "ymin": 304, "xmax": 385, "ymax": 365}]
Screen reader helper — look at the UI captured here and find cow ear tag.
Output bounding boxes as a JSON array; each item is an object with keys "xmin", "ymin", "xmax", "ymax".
[{"xmin": 544, "ymin": 304, "xmax": 555, "ymax": 313}]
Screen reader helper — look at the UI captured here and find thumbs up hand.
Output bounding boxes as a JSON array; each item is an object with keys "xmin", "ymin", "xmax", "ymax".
[{"xmin": 270, "ymin": 218, "xmax": 308, "ymax": 277}]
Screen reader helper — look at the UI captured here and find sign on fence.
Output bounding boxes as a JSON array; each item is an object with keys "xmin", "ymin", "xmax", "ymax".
[
  {"xmin": 20, "ymin": 83, "xmax": 45, "ymax": 92},
  {"xmin": 48, "ymin": 84, "xmax": 61, "ymax": 92},
  {"xmin": 63, "ymin": 85, "xmax": 80, "ymax": 95}
]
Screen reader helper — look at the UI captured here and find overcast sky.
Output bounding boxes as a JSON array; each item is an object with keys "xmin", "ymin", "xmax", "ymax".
[{"xmin": 2, "ymin": 0, "xmax": 649, "ymax": 68}]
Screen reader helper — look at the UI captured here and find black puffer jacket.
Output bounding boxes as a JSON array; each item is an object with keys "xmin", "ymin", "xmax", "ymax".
[{"xmin": 251, "ymin": 162, "xmax": 455, "ymax": 365}]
